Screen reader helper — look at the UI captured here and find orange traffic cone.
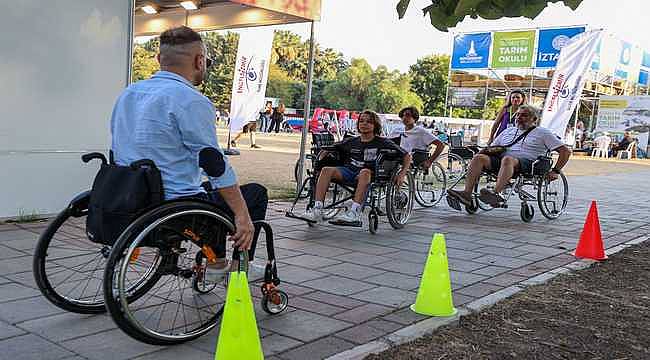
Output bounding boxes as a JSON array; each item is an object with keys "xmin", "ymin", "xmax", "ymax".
[{"xmin": 573, "ymin": 201, "xmax": 607, "ymax": 260}]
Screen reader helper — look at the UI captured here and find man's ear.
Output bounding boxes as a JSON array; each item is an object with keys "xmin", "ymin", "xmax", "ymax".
[
  {"xmin": 194, "ymin": 54, "xmax": 202, "ymax": 71},
  {"xmin": 156, "ymin": 53, "xmax": 161, "ymax": 64}
]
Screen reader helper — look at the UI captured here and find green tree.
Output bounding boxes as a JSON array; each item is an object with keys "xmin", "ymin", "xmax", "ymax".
[
  {"xmin": 396, "ymin": 0, "xmax": 585, "ymax": 31},
  {"xmin": 367, "ymin": 68, "xmax": 423, "ymax": 113},
  {"xmin": 199, "ymin": 32, "xmax": 239, "ymax": 110},
  {"xmin": 409, "ymin": 54, "xmax": 450, "ymax": 116},
  {"xmin": 131, "ymin": 44, "xmax": 159, "ymax": 82},
  {"xmin": 323, "ymin": 58, "xmax": 373, "ymax": 110}
]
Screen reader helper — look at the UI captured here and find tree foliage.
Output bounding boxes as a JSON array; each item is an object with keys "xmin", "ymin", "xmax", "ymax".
[
  {"xmin": 409, "ymin": 54, "xmax": 450, "ymax": 116},
  {"xmin": 131, "ymin": 44, "xmax": 159, "ymax": 82},
  {"xmin": 396, "ymin": 0, "xmax": 585, "ymax": 31}
]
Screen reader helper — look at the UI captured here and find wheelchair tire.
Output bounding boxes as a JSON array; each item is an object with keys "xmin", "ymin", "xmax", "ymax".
[
  {"xmin": 537, "ymin": 172, "xmax": 568, "ymax": 220},
  {"xmin": 294, "ymin": 156, "xmax": 313, "ymax": 199},
  {"xmin": 368, "ymin": 211, "xmax": 379, "ymax": 234},
  {"xmin": 414, "ymin": 162, "xmax": 446, "ymax": 208},
  {"xmin": 33, "ymin": 207, "xmax": 108, "ymax": 314},
  {"xmin": 191, "ymin": 252, "xmax": 218, "ymax": 294},
  {"xmin": 261, "ymin": 290, "xmax": 289, "ymax": 315},
  {"xmin": 520, "ymin": 203, "xmax": 535, "ymax": 222},
  {"xmin": 103, "ymin": 201, "xmax": 234, "ymax": 345},
  {"xmin": 386, "ymin": 168, "xmax": 414, "ymax": 230},
  {"xmin": 465, "ymin": 201, "xmax": 479, "ymax": 215},
  {"xmin": 441, "ymin": 152, "xmax": 468, "ymax": 185}
]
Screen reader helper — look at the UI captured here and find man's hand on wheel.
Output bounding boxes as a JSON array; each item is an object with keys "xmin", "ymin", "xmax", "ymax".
[
  {"xmin": 395, "ymin": 171, "xmax": 407, "ymax": 186},
  {"xmin": 421, "ymin": 159, "xmax": 433, "ymax": 170},
  {"xmin": 546, "ymin": 172, "xmax": 559, "ymax": 182},
  {"xmin": 231, "ymin": 214, "xmax": 254, "ymax": 251}
]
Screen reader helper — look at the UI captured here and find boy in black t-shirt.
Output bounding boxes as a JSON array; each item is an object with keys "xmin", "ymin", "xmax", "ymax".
[{"xmin": 301, "ymin": 111, "xmax": 411, "ymax": 226}]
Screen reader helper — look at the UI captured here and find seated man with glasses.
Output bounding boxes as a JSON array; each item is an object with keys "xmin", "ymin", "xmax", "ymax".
[
  {"xmin": 110, "ymin": 26, "xmax": 267, "ymax": 281},
  {"xmin": 447, "ymin": 105, "xmax": 571, "ymax": 208},
  {"xmin": 390, "ymin": 106, "xmax": 445, "ymax": 169},
  {"xmin": 300, "ymin": 111, "xmax": 411, "ymax": 226}
]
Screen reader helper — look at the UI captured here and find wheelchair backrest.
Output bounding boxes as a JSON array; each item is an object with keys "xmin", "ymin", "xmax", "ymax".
[
  {"xmin": 449, "ymin": 134, "xmax": 463, "ymax": 148},
  {"xmin": 311, "ymin": 132, "xmax": 335, "ymax": 149}
]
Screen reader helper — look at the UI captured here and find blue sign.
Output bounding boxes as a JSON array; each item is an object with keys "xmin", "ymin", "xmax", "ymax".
[
  {"xmin": 451, "ymin": 33, "xmax": 491, "ymax": 69},
  {"xmin": 619, "ymin": 41, "xmax": 632, "ymax": 65},
  {"xmin": 642, "ymin": 51, "xmax": 650, "ymax": 68},
  {"xmin": 614, "ymin": 69, "xmax": 628, "ymax": 79},
  {"xmin": 535, "ymin": 27, "xmax": 585, "ymax": 68},
  {"xmin": 639, "ymin": 70, "xmax": 649, "ymax": 86}
]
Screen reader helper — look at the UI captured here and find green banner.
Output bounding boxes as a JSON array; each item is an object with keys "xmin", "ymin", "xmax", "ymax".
[{"xmin": 491, "ymin": 30, "xmax": 535, "ymax": 68}]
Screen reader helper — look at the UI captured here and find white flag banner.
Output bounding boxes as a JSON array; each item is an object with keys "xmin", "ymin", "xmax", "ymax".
[
  {"xmin": 229, "ymin": 29, "xmax": 274, "ymax": 133},
  {"xmin": 541, "ymin": 30, "xmax": 603, "ymax": 138}
]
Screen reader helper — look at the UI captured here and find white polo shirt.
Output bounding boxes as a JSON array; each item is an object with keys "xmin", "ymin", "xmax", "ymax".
[{"xmin": 390, "ymin": 126, "xmax": 439, "ymax": 153}]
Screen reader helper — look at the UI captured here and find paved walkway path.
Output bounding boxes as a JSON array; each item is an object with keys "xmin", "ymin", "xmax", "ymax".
[{"xmin": 1, "ymin": 170, "xmax": 648, "ymax": 360}]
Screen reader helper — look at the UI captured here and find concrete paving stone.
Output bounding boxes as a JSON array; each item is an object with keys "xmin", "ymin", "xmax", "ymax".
[
  {"xmin": 279, "ymin": 336, "xmax": 356, "ymax": 360},
  {"xmin": 320, "ymin": 262, "xmax": 386, "ymax": 280},
  {"xmin": 259, "ymin": 310, "xmax": 352, "ymax": 342},
  {"xmin": 444, "ymin": 239, "xmax": 484, "ymax": 251},
  {"xmin": 383, "ymin": 250, "xmax": 428, "ymax": 264},
  {"xmin": 364, "ymin": 272, "xmax": 421, "ymax": 291},
  {"xmin": 448, "ymin": 258, "xmax": 487, "ymax": 272},
  {"xmin": 332, "ymin": 242, "xmax": 401, "ymax": 256},
  {"xmin": 0, "ymin": 229, "xmax": 39, "ymax": 241},
  {"xmin": 302, "ymin": 291, "xmax": 366, "ymax": 309},
  {"xmin": 520, "ymin": 271, "xmax": 560, "ymax": 286},
  {"xmin": 446, "ymin": 248, "xmax": 483, "ymax": 260},
  {"xmin": 1, "ymin": 237, "xmax": 38, "ymax": 251},
  {"xmin": 507, "ymin": 265, "xmax": 550, "ymax": 278},
  {"xmin": 0, "ymin": 296, "xmax": 66, "ymax": 323},
  {"xmin": 513, "ymin": 244, "xmax": 567, "ymax": 256},
  {"xmin": 334, "ymin": 324, "xmax": 388, "ymax": 344},
  {"xmin": 17, "ymin": 313, "xmax": 116, "ymax": 343},
  {"xmin": 472, "ymin": 254, "xmax": 535, "ymax": 268},
  {"xmin": 274, "ymin": 264, "xmax": 329, "ymax": 284},
  {"xmin": 531, "ymin": 254, "xmax": 576, "ymax": 269},
  {"xmin": 481, "ymin": 273, "xmax": 528, "ymax": 287},
  {"xmin": 333, "ymin": 303, "xmax": 393, "ymax": 324},
  {"xmin": 364, "ymin": 319, "xmax": 403, "ymax": 333},
  {"xmin": 0, "ymin": 282, "xmax": 40, "ymax": 303},
  {"xmin": 349, "ymin": 287, "xmax": 415, "ymax": 308},
  {"xmin": 517, "ymin": 252, "xmax": 554, "ymax": 262},
  {"xmin": 278, "ymin": 282, "xmax": 317, "ymax": 296},
  {"xmin": 301, "ymin": 275, "xmax": 377, "ymax": 296},
  {"xmin": 472, "ymin": 238, "xmax": 521, "ymax": 249},
  {"xmin": 0, "ymin": 320, "xmax": 26, "ymax": 340},
  {"xmin": 380, "ymin": 307, "xmax": 428, "ymax": 325},
  {"xmin": 261, "ymin": 334, "xmax": 304, "ymax": 356},
  {"xmin": 452, "ymin": 292, "xmax": 476, "ymax": 306},
  {"xmin": 449, "ymin": 271, "xmax": 488, "ymax": 286},
  {"xmin": 456, "ymin": 282, "xmax": 504, "ymax": 298},
  {"xmin": 273, "ymin": 238, "xmax": 314, "ymax": 250},
  {"xmin": 297, "ymin": 243, "xmax": 354, "ymax": 257},
  {"xmin": 0, "ymin": 245, "xmax": 27, "ymax": 260},
  {"xmin": 287, "ymin": 296, "xmax": 347, "ymax": 316},
  {"xmin": 61, "ymin": 329, "xmax": 161, "ymax": 360},
  {"xmin": 475, "ymin": 246, "xmax": 530, "ymax": 257},
  {"xmin": 0, "ymin": 224, "xmax": 21, "ymax": 232},
  {"xmin": 132, "ymin": 345, "xmax": 213, "ymax": 360},
  {"xmin": 471, "ymin": 265, "xmax": 510, "ymax": 276},
  {"xmin": 372, "ymin": 260, "xmax": 422, "ymax": 276},
  {"xmin": 0, "ymin": 256, "xmax": 35, "ymax": 275},
  {"xmin": 335, "ymin": 252, "xmax": 391, "ymax": 266},
  {"xmin": 0, "ymin": 334, "xmax": 73, "ymax": 360},
  {"xmin": 465, "ymin": 285, "xmax": 524, "ymax": 312},
  {"xmin": 280, "ymin": 254, "xmax": 342, "ymax": 269},
  {"xmin": 390, "ymin": 241, "xmax": 430, "ymax": 253}
]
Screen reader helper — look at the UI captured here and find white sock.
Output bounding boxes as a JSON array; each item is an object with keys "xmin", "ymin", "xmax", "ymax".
[
  {"xmin": 351, "ymin": 202, "xmax": 361, "ymax": 213},
  {"xmin": 314, "ymin": 201, "xmax": 323, "ymax": 209}
]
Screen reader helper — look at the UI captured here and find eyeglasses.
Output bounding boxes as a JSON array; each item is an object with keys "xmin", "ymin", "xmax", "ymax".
[{"xmin": 515, "ymin": 112, "xmax": 531, "ymax": 119}]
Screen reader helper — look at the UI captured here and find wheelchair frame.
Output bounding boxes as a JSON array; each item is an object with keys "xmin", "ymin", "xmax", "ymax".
[
  {"xmin": 33, "ymin": 154, "xmax": 289, "ymax": 345},
  {"xmin": 287, "ymin": 133, "xmax": 414, "ymax": 234}
]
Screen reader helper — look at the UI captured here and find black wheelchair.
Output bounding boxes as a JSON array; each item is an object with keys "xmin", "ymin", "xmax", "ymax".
[
  {"xmin": 408, "ymin": 148, "xmax": 447, "ymax": 208},
  {"xmin": 33, "ymin": 153, "xmax": 288, "ymax": 345},
  {"xmin": 446, "ymin": 152, "xmax": 569, "ymax": 222},
  {"xmin": 287, "ymin": 133, "xmax": 414, "ymax": 234}
]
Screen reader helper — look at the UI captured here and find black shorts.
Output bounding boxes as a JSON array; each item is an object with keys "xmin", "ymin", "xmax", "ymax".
[{"xmin": 488, "ymin": 155, "xmax": 533, "ymax": 175}]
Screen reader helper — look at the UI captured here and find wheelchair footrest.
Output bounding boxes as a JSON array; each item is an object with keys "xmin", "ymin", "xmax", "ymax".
[
  {"xmin": 446, "ymin": 195, "xmax": 462, "ymax": 211},
  {"xmin": 328, "ymin": 219, "xmax": 362, "ymax": 227},
  {"xmin": 285, "ymin": 211, "xmax": 316, "ymax": 224}
]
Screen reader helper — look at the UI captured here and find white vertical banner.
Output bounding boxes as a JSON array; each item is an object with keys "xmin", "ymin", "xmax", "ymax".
[
  {"xmin": 229, "ymin": 28, "xmax": 274, "ymax": 133},
  {"xmin": 541, "ymin": 30, "xmax": 603, "ymax": 138}
]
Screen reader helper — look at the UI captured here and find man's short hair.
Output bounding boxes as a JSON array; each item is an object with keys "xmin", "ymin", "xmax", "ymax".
[
  {"xmin": 398, "ymin": 106, "xmax": 420, "ymax": 120},
  {"xmin": 160, "ymin": 26, "xmax": 202, "ymax": 46},
  {"xmin": 357, "ymin": 110, "xmax": 383, "ymax": 136},
  {"xmin": 518, "ymin": 104, "xmax": 540, "ymax": 120}
]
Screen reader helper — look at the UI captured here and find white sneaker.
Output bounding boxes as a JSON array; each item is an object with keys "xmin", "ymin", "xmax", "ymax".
[
  {"xmin": 301, "ymin": 207, "xmax": 323, "ymax": 223},
  {"xmin": 329, "ymin": 209, "xmax": 362, "ymax": 227}
]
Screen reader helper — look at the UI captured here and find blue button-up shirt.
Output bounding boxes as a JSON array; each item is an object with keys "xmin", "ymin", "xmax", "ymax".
[{"xmin": 111, "ymin": 71, "xmax": 237, "ymax": 199}]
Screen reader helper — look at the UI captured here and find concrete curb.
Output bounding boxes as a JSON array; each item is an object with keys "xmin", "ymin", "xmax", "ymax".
[{"xmin": 325, "ymin": 235, "xmax": 649, "ymax": 360}]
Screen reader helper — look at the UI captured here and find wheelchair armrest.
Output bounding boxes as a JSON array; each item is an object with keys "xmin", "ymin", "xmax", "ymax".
[{"xmin": 81, "ymin": 152, "xmax": 108, "ymax": 165}]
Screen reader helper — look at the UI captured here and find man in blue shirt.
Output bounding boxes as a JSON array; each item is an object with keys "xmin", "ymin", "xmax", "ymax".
[{"xmin": 111, "ymin": 26, "xmax": 266, "ymax": 279}]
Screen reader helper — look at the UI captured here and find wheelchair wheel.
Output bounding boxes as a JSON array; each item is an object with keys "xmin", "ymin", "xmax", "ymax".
[
  {"xmin": 537, "ymin": 172, "xmax": 568, "ymax": 220},
  {"xmin": 33, "ymin": 206, "xmax": 109, "ymax": 314},
  {"xmin": 465, "ymin": 199, "xmax": 479, "ymax": 214},
  {"xmin": 414, "ymin": 162, "xmax": 446, "ymax": 207},
  {"xmin": 441, "ymin": 152, "xmax": 468, "ymax": 184},
  {"xmin": 386, "ymin": 169, "xmax": 414, "ymax": 230},
  {"xmin": 520, "ymin": 202, "xmax": 535, "ymax": 222},
  {"xmin": 261, "ymin": 290, "xmax": 289, "ymax": 314},
  {"xmin": 294, "ymin": 156, "xmax": 313, "ymax": 199},
  {"xmin": 475, "ymin": 175, "xmax": 513, "ymax": 211},
  {"xmin": 103, "ymin": 201, "xmax": 234, "ymax": 345},
  {"xmin": 322, "ymin": 184, "xmax": 350, "ymax": 220},
  {"xmin": 192, "ymin": 252, "xmax": 218, "ymax": 294},
  {"xmin": 368, "ymin": 210, "xmax": 379, "ymax": 234}
]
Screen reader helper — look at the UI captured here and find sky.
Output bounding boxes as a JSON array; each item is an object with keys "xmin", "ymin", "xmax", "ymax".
[{"xmin": 275, "ymin": 0, "xmax": 650, "ymax": 72}]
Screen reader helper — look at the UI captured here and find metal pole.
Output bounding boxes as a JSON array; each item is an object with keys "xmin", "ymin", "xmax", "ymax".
[{"xmin": 296, "ymin": 21, "xmax": 316, "ymax": 192}]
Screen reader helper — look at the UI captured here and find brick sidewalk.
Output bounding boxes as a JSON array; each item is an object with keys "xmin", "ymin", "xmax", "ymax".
[{"xmin": 1, "ymin": 170, "xmax": 648, "ymax": 360}]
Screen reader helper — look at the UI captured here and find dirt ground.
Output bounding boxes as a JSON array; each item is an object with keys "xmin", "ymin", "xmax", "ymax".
[{"xmin": 366, "ymin": 241, "xmax": 650, "ymax": 360}]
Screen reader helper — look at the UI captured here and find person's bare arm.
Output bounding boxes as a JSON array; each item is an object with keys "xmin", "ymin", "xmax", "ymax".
[
  {"xmin": 488, "ymin": 107, "xmax": 506, "ymax": 144},
  {"xmin": 395, "ymin": 153, "xmax": 412, "ymax": 186},
  {"xmin": 217, "ymin": 184, "xmax": 254, "ymax": 251},
  {"xmin": 548, "ymin": 145, "xmax": 571, "ymax": 180},
  {"xmin": 423, "ymin": 140, "xmax": 445, "ymax": 169}
]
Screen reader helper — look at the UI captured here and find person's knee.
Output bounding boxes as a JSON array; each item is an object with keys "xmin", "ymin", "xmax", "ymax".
[
  {"xmin": 358, "ymin": 169, "xmax": 372, "ymax": 183},
  {"xmin": 473, "ymin": 154, "xmax": 490, "ymax": 168},
  {"xmin": 501, "ymin": 156, "xmax": 517, "ymax": 167}
]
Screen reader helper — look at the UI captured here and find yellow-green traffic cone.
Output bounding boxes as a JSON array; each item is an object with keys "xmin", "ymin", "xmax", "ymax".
[
  {"xmin": 215, "ymin": 271, "xmax": 264, "ymax": 360},
  {"xmin": 410, "ymin": 233, "xmax": 457, "ymax": 317}
]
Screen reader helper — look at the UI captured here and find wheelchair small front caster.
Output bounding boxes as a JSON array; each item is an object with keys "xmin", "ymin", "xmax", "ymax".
[
  {"xmin": 465, "ymin": 199, "xmax": 479, "ymax": 215},
  {"xmin": 261, "ymin": 289, "xmax": 289, "ymax": 314},
  {"xmin": 368, "ymin": 211, "xmax": 379, "ymax": 234},
  {"xmin": 520, "ymin": 203, "xmax": 534, "ymax": 222},
  {"xmin": 191, "ymin": 252, "xmax": 218, "ymax": 294}
]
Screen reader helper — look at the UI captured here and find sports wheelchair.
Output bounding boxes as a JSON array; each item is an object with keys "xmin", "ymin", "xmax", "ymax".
[
  {"xmin": 445, "ymin": 152, "xmax": 569, "ymax": 222},
  {"xmin": 287, "ymin": 133, "xmax": 414, "ymax": 234},
  {"xmin": 33, "ymin": 153, "xmax": 288, "ymax": 345}
]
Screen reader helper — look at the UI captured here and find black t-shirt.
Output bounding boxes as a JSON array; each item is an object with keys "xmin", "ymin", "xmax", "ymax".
[{"xmin": 333, "ymin": 136, "xmax": 406, "ymax": 171}]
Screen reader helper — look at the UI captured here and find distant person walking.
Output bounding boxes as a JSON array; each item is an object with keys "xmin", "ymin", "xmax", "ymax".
[
  {"xmin": 258, "ymin": 101, "xmax": 272, "ymax": 132},
  {"xmin": 268, "ymin": 103, "xmax": 285, "ymax": 133}
]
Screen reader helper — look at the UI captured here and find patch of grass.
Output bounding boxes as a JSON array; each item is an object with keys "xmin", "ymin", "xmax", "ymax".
[
  {"xmin": 5, "ymin": 208, "xmax": 46, "ymax": 223},
  {"xmin": 268, "ymin": 186, "xmax": 297, "ymax": 200}
]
